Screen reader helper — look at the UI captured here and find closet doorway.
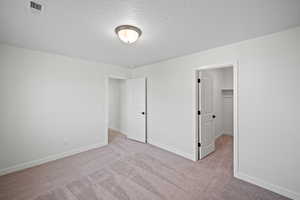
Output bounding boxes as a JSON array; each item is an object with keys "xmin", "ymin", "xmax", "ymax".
[{"xmin": 195, "ymin": 63, "xmax": 238, "ymax": 175}]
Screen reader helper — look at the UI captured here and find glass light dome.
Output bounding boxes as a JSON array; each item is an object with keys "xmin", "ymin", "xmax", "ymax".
[{"xmin": 115, "ymin": 25, "xmax": 142, "ymax": 44}]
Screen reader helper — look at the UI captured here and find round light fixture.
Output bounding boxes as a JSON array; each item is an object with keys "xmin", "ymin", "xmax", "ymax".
[{"xmin": 115, "ymin": 25, "xmax": 142, "ymax": 44}]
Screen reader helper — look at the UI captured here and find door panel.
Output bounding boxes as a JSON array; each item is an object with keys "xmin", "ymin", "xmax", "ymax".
[
  {"xmin": 199, "ymin": 71, "xmax": 215, "ymax": 159},
  {"xmin": 126, "ymin": 78, "xmax": 146, "ymax": 143}
]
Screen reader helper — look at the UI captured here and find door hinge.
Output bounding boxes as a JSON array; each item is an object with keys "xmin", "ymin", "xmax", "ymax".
[
  {"xmin": 198, "ymin": 110, "xmax": 201, "ymax": 115},
  {"xmin": 198, "ymin": 142, "xmax": 201, "ymax": 147},
  {"xmin": 197, "ymin": 78, "xmax": 201, "ymax": 83}
]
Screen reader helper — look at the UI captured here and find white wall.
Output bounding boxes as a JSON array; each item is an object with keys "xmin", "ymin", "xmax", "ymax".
[
  {"xmin": 108, "ymin": 78, "xmax": 126, "ymax": 132},
  {"xmin": 203, "ymin": 67, "xmax": 234, "ymax": 138},
  {"xmin": 133, "ymin": 27, "xmax": 300, "ymax": 199},
  {"xmin": 0, "ymin": 44, "xmax": 131, "ymax": 174},
  {"xmin": 221, "ymin": 67, "xmax": 234, "ymax": 136},
  {"xmin": 222, "ymin": 91, "xmax": 233, "ymax": 136},
  {"xmin": 223, "ymin": 67, "xmax": 234, "ymax": 89}
]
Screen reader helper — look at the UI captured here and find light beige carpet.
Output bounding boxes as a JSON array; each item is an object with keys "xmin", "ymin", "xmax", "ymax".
[
  {"xmin": 108, "ymin": 129, "xmax": 126, "ymax": 144},
  {"xmin": 0, "ymin": 134, "xmax": 289, "ymax": 200}
]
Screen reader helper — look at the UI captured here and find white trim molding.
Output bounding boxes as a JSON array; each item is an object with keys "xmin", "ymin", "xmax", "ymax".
[
  {"xmin": 148, "ymin": 139, "xmax": 194, "ymax": 161},
  {"xmin": 193, "ymin": 61, "xmax": 239, "ymax": 175},
  {"xmin": 108, "ymin": 128, "xmax": 127, "ymax": 136},
  {"xmin": 236, "ymin": 172, "xmax": 300, "ymax": 200},
  {"xmin": 0, "ymin": 142, "xmax": 106, "ymax": 176},
  {"xmin": 104, "ymin": 75, "xmax": 129, "ymax": 146}
]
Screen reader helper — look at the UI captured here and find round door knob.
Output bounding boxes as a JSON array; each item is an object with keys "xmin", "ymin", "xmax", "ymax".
[
  {"xmin": 212, "ymin": 115, "xmax": 216, "ymax": 119},
  {"xmin": 141, "ymin": 112, "xmax": 145, "ymax": 115}
]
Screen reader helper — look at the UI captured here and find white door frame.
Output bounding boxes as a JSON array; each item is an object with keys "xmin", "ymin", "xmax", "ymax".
[
  {"xmin": 194, "ymin": 62, "xmax": 239, "ymax": 176},
  {"xmin": 105, "ymin": 75, "xmax": 148, "ymax": 145},
  {"xmin": 105, "ymin": 75, "xmax": 128, "ymax": 145}
]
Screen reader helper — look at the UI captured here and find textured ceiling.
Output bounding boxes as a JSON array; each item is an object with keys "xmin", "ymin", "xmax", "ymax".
[{"xmin": 1, "ymin": 0, "xmax": 300, "ymax": 68}]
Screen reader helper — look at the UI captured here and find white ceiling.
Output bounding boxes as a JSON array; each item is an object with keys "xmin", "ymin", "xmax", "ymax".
[{"xmin": 1, "ymin": 0, "xmax": 300, "ymax": 68}]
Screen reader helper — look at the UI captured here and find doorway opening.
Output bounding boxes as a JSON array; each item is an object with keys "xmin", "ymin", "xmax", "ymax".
[
  {"xmin": 105, "ymin": 76, "xmax": 147, "ymax": 145},
  {"xmin": 107, "ymin": 77, "xmax": 127, "ymax": 143},
  {"xmin": 195, "ymin": 63, "xmax": 238, "ymax": 175}
]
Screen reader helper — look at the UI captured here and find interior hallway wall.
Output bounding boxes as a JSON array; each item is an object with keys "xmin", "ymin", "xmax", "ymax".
[
  {"xmin": 223, "ymin": 67, "xmax": 234, "ymax": 89},
  {"xmin": 0, "ymin": 43, "xmax": 131, "ymax": 175},
  {"xmin": 222, "ymin": 68, "xmax": 234, "ymax": 136},
  {"xmin": 132, "ymin": 26, "xmax": 300, "ymax": 199},
  {"xmin": 205, "ymin": 67, "xmax": 233, "ymax": 138},
  {"xmin": 108, "ymin": 78, "xmax": 126, "ymax": 132}
]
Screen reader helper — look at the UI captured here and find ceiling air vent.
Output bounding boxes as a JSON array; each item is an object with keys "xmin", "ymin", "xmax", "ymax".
[{"xmin": 30, "ymin": 1, "xmax": 42, "ymax": 11}]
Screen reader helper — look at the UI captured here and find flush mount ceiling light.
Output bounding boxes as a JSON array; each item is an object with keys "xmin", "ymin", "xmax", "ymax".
[{"xmin": 115, "ymin": 25, "xmax": 142, "ymax": 44}]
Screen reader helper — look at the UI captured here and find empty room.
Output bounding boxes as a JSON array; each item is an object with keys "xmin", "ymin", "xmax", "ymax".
[{"xmin": 0, "ymin": 1, "xmax": 299, "ymax": 200}]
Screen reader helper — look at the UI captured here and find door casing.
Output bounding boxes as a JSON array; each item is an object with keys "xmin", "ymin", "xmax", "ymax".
[
  {"xmin": 194, "ymin": 62, "xmax": 239, "ymax": 177},
  {"xmin": 105, "ymin": 75, "xmax": 147, "ymax": 145}
]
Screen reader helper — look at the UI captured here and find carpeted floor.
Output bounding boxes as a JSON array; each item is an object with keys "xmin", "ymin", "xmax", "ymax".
[
  {"xmin": 108, "ymin": 129, "xmax": 126, "ymax": 144},
  {"xmin": 0, "ymin": 131, "xmax": 289, "ymax": 200}
]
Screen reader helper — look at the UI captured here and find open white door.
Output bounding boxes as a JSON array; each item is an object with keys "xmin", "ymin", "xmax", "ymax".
[
  {"xmin": 126, "ymin": 78, "xmax": 147, "ymax": 143},
  {"xmin": 198, "ymin": 71, "xmax": 215, "ymax": 159}
]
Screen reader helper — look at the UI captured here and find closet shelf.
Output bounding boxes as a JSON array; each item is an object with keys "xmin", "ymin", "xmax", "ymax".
[{"xmin": 221, "ymin": 88, "xmax": 233, "ymax": 91}]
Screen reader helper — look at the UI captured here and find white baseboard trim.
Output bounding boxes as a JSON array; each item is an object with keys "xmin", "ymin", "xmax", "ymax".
[
  {"xmin": 0, "ymin": 142, "xmax": 106, "ymax": 176},
  {"xmin": 215, "ymin": 131, "xmax": 224, "ymax": 139},
  {"xmin": 216, "ymin": 131, "xmax": 233, "ymax": 139},
  {"xmin": 108, "ymin": 127, "xmax": 121, "ymax": 132},
  {"xmin": 223, "ymin": 131, "xmax": 233, "ymax": 136},
  {"xmin": 235, "ymin": 171, "xmax": 300, "ymax": 200},
  {"xmin": 148, "ymin": 139, "xmax": 194, "ymax": 161},
  {"xmin": 109, "ymin": 128, "xmax": 127, "ymax": 135}
]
